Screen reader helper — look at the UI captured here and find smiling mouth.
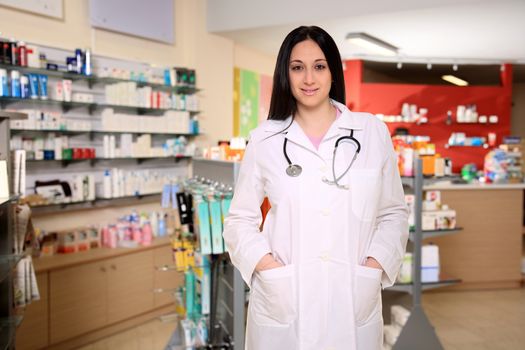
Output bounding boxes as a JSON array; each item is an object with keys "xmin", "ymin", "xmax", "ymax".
[{"xmin": 301, "ymin": 88, "xmax": 319, "ymax": 96}]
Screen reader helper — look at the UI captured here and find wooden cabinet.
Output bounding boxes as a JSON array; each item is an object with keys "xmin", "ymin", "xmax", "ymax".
[
  {"xmin": 17, "ymin": 239, "xmax": 181, "ymax": 349},
  {"xmin": 107, "ymin": 250, "xmax": 154, "ymax": 324},
  {"xmin": 153, "ymin": 246, "xmax": 182, "ymax": 308},
  {"xmin": 16, "ymin": 272, "xmax": 49, "ymax": 350},
  {"xmin": 50, "ymin": 262, "xmax": 108, "ymax": 344}
]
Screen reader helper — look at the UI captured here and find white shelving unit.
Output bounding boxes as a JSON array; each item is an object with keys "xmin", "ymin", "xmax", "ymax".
[{"xmin": 385, "ymin": 158, "xmax": 463, "ymax": 350}]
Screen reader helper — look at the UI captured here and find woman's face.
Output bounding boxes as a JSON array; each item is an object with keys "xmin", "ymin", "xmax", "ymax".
[{"xmin": 288, "ymin": 39, "xmax": 332, "ymax": 110}]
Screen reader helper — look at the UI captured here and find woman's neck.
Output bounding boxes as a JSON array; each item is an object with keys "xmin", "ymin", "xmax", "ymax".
[{"xmin": 295, "ymin": 100, "xmax": 337, "ymax": 138}]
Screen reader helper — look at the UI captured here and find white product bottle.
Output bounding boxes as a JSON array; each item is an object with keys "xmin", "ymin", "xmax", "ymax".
[
  {"xmin": 103, "ymin": 169, "xmax": 112, "ymax": 198},
  {"xmin": 150, "ymin": 212, "xmax": 159, "ymax": 237},
  {"xmin": 88, "ymin": 174, "xmax": 96, "ymax": 200},
  {"xmin": 111, "ymin": 168, "xmax": 120, "ymax": 198}
]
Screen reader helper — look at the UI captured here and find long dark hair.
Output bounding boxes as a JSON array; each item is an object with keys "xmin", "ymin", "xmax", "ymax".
[{"xmin": 268, "ymin": 26, "xmax": 346, "ymax": 121}]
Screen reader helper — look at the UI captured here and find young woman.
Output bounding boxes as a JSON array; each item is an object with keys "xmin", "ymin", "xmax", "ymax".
[{"xmin": 223, "ymin": 26, "xmax": 408, "ymax": 350}]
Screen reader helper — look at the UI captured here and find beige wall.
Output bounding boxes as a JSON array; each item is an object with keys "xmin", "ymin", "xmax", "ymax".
[
  {"xmin": 0, "ymin": 0, "xmax": 274, "ymax": 229},
  {"xmin": 234, "ymin": 43, "xmax": 275, "ymax": 76}
]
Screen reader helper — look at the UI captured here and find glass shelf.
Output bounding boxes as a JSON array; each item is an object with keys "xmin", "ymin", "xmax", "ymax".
[
  {"xmin": 0, "ymin": 63, "xmax": 90, "ymax": 81},
  {"xmin": 0, "ymin": 315, "xmax": 24, "ymax": 350},
  {"xmin": 0, "ymin": 255, "xmax": 25, "ymax": 284},
  {"xmin": 26, "ymin": 155, "xmax": 192, "ymax": 167},
  {"xmin": 11, "ymin": 128, "xmax": 200, "ymax": 137},
  {"xmin": 0, "ymin": 63, "xmax": 200, "ymax": 94},
  {"xmin": 401, "ymin": 175, "xmax": 463, "ymax": 187},
  {"xmin": 0, "ymin": 96, "xmax": 95, "ymax": 111},
  {"xmin": 386, "ymin": 277, "xmax": 462, "ymax": 294},
  {"xmin": 28, "ymin": 192, "xmax": 162, "ymax": 215},
  {"xmin": 408, "ymin": 227, "xmax": 464, "ymax": 242},
  {"xmin": 0, "ymin": 96, "xmax": 200, "ymax": 115}
]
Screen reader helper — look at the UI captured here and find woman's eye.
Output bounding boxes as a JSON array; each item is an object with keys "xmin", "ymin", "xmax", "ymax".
[
  {"xmin": 290, "ymin": 65, "xmax": 303, "ymax": 71},
  {"xmin": 315, "ymin": 64, "xmax": 327, "ymax": 70}
]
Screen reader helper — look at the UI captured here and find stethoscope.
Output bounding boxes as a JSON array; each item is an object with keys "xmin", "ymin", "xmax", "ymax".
[{"xmin": 283, "ymin": 129, "xmax": 361, "ymax": 190}]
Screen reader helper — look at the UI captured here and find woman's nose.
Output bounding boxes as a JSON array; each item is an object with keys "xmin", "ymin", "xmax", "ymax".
[{"xmin": 303, "ymin": 68, "xmax": 315, "ymax": 84}]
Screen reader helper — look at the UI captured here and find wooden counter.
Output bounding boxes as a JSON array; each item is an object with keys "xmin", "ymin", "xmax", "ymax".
[
  {"xmin": 34, "ymin": 236, "xmax": 172, "ymax": 273},
  {"xmin": 425, "ymin": 187, "xmax": 523, "ymax": 290}
]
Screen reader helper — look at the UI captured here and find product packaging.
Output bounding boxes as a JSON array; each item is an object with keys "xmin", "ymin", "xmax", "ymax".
[
  {"xmin": 10, "ymin": 70, "xmax": 21, "ymax": 97},
  {"xmin": 38, "ymin": 75, "xmax": 48, "ymax": 100},
  {"xmin": 421, "ymin": 244, "xmax": 440, "ymax": 282}
]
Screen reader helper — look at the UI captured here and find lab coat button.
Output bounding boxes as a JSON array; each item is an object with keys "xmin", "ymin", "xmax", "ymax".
[
  {"xmin": 320, "ymin": 209, "xmax": 331, "ymax": 216},
  {"xmin": 318, "ymin": 165, "xmax": 328, "ymax": 173},
  {"xmin": 320, "ymin": 254, "xmax": 330, "ymax": 261}
]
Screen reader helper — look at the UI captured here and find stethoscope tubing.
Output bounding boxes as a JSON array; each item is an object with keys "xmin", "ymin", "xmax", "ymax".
[{"xmin": 283, "ymin": 130, "xmax": 361, "ymax": 188}]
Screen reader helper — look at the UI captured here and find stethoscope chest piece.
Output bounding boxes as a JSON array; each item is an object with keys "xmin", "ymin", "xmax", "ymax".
[{"xmin": 286, "ymin": 164, "xmax": 302, "ymax": 177}]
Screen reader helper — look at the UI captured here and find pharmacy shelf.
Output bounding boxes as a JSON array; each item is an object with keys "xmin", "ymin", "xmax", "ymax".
[
  {"xmin": 0, "ymin": 255, "xmax": 24, "ymax": 284},
  {"xmin": 11, "ymin": 128, "xmax": 200, "ymax": 137},
  {"xmin": 401, "ymin": 175, "xmax": 463, "ymax": 188},
  {"xmin": 28, "ymin": 192, "xmax": 161, "ymax": 215},
  {"xmin": 408, "ymin": 227, "xmax": 463, "ymax": 242},
  {"xmin": 0, "ymin": 315, "xmax": 24, "ymax": 350},
  {"xmin": 387, "ymin": 277, "xmax": 462, "ymax": 294},
  {"xmin": 25, "ymin": 155, "xmax": 192, "ymax": 167},
  {"xmin": 0, "ymin": 63, "xmax": 200, "ymax": 94},
  {"xmin": 0, "ymin": 97, "xmax": 200, "ymax": 116}
]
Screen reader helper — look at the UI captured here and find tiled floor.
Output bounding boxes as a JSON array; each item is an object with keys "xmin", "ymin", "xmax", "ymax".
[{"xmin": 77, "ymin": 288, "xmax": 525, "ymax": 350}]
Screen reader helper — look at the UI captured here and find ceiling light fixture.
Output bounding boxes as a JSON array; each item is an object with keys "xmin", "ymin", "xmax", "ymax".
[
  {"xmin": 453, "ymin": 64, "xmax": 458, "ymax": 71},
  {"xmin": 427, "ymin": 62, "xmax": 432, "ymax": 70},
  {"xmin": 397, "ymin": 62, "xmax": 402, "ymax": 69},
  {"xmin": 442, "ymin": 75, "xmax": 469, "ymax": 86},
  {"xmin": 345, "ymin": 32, "xmax": 398, "ymax": 56}
]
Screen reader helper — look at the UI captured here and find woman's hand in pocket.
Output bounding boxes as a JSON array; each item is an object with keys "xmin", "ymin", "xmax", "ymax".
[
  {"xmin": 256, "ymin": 254, "xmax": 284, "ymax": 272},
  {"xmin": 364, "ymin": 257, "xmax": 383, "ymax": 271}
]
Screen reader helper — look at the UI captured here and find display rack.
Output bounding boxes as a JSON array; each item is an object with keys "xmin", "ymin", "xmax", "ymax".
[
  {"xmin": 190, "ymin": 158, "xmax": 245, "ymax": 350},
  {"xmin": 1, "ymin": 46, "xmax": 201, "ymax": 216},
  {"xmin": 0, "ymin": 110, "xmax": 28, "ymax": 350},
  {"xmin": 28, "ymin": 192, "xmax": 162, "ymax": 215},
  {"xmin": 386, "ymin": 158, "xmax": 463, "ymax": 350}
]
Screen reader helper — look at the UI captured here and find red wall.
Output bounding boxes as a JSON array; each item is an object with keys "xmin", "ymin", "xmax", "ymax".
[{"xmin": 344, "ymin": 60, "xmax": 513, "ymax": 172}]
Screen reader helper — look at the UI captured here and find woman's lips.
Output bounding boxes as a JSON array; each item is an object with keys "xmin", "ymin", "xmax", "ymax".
[{"xmin": 301, "ymin": 88, "xmax": 319, "ymax": 96}]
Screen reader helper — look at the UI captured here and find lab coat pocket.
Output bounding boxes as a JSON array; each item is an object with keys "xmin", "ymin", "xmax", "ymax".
[
  {"xmin": 350, "ymin": 169, "xmax": 381, "ymax": 222},
  {"xmin": 251, "ymin": 264, "xmax": 296, "ymax": 326},
  {"xmin": 354, "ymin": 265, "xmax": 382, "ymax": 327}
]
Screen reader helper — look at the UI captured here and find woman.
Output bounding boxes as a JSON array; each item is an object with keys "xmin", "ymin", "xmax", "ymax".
[{"xmin": 223, "ymin": 26, "xmax": 408, "ymax": 350}]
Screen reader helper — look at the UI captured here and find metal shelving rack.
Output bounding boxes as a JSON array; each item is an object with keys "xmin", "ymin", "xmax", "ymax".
[
  {"xmin": 386, "ymin": 158, "xmax": 463, "ymax": 350},
  {"xmin": 191, "ymin": 158, "xmax": 245, "ymax": 350},
  {"xmin": 0, "ymin": 110, "xmax": 28, "ymax": 350}
]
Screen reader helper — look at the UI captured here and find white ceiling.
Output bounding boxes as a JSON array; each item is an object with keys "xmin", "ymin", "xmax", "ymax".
[{"xmin": 207, "ymin": 0, "xmax": 525, "ymax": 64}]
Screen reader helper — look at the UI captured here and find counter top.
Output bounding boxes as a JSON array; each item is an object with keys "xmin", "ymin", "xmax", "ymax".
[
  {"xmin": 34, "ymin": 236, "xmax": 171, "ymax": 273},
  {"xmin": 0, "ymin": 111, "xmax": 27, "ymax": 119},
  {"xmin": 424, "ymin": 182, "xmax": 525, "ymax": 190}
]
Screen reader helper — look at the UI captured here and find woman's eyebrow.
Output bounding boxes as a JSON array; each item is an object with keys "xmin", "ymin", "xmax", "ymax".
[{"xmin": 290, "ymin": 59, "xmax": 327, "ymax": 63}]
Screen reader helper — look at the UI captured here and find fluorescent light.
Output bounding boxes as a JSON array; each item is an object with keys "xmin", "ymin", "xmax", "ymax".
[
  {"xmin": 346, "ymin": 32, "xmax": 398, "ymax": 56},
  {"xmin": 442, "ymin": 75, "xmax": 469, "ymax": 86}
]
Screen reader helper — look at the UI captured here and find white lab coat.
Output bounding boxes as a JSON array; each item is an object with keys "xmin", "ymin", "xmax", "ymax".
[{"xmin": 223, "ymin": 100, "xmax": 408, "ymax": 350}]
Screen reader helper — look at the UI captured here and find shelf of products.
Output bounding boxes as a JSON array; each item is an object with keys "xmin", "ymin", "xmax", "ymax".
[
  {"xmin": 0, "ymin": 255, "xmax": 25, "ymax": 284},
  {"xmin": 0, "ymin": 63, "xmax": 200, "ymax": 94},
  {"xmin": 401, "ymin": 175, "xmax": 463, "ymax": 188},
  {"xmin": 388, "ymin": 277, "xmax": 462, "ymax": 294},
  {"xmin": 0, "ymin": 315, "xmax": 24, "ymax": 350},
  {"xmin": 26, "ymin": 155, "xmax": 192, "ymax": 167},
  {"xmin": 11, "ymin": 128, "xmax": 199, "ymax": 137},
  {"xmin": 28, "ymin": 192, "xmax": 162, "ymax": 215},
  {"xmin": 0, "ymin": 96, "xmax": 200, "ymax": 116},
  {"xmin": 408, "ymin": 227, "xmax": 463, "ymax": 242},
  {"xmin": 385, "ymin": 158, "xmax": 461, "ymax": 349}
]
